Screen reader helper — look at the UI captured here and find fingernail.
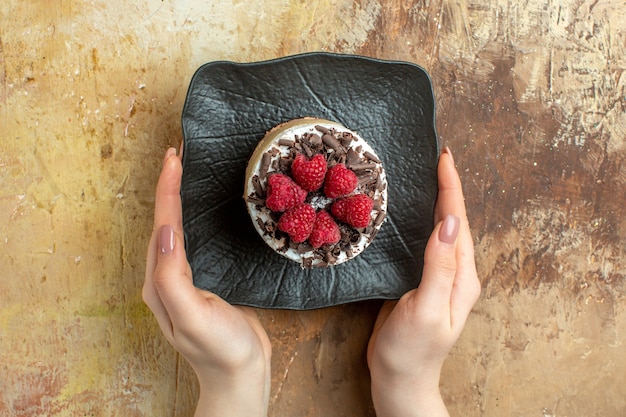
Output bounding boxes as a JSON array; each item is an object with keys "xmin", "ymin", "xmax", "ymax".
[
  {"xmin": 159, "ymin": 225, "xmax": 175, "ymax": 255},
  {"xmin": 443, "ymin": 146, "xmax": 454, "ymax": 165},
  {"xmin": 439, "ymin": 214, "xmax": 460, "ymax": 244},
  {"xmin": 164, "ymin": 147, "xmax": 177, "ymax": 163}
]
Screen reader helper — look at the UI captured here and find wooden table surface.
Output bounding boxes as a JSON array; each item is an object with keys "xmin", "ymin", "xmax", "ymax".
[{"xmin": 1, "ymin": 0, "xmax": 624, "ymax": 416}]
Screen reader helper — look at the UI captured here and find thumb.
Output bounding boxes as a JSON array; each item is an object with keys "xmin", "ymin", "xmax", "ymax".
[
  {"xmin": 153, "ymin": 224, "xmax": 199, "ymax": 323},
  {"xmin": 413, "ymin": 214, "xmax": 460, "ymax": 317}
]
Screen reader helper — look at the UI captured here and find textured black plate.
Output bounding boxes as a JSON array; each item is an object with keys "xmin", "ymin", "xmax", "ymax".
[{"xmin": 181, "ymin": 52, "xmax": 438, "ymax": 310}]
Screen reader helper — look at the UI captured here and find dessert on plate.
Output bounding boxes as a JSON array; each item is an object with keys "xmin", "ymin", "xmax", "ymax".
[{"xmin": 244, "ymin": 118, "xmax": 387, "ymax": 268}]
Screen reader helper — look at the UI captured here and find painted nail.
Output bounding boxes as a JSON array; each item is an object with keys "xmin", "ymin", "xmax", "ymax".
[
  {"xmin": 159, "ymin": 225, "xmax": 175, "ymax": 255},
  {"xmin": 439, "ymin": 214, "xmax": 460, "ymax": 244},
  {"xmin": 443, "ymin": 146, "xmax": 454, "ymax": 165},
  {"xmin": 164, "ymin": 147, "xmax": 177, "ymax": 163}
]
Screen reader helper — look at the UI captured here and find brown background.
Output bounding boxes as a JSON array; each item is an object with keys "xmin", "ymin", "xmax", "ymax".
[{"xmin": 1, "ymin": 0, "xmax": 624, "ymax": 416}]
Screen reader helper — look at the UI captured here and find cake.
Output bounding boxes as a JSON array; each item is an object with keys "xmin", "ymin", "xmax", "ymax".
[{"xmin": 243, "ymin": 118, "xmax": 387, "ymax": 268}]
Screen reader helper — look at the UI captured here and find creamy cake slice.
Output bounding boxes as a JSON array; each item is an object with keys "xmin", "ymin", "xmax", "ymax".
[{"xmin": 244, "ymin": 118, "xmax": 387, "ymax": 268}]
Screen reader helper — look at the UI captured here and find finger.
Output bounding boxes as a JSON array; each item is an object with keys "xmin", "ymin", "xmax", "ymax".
[
  {"xmin": 436, "ymin": 148, "xmax": 480, "ymax": 327},
  {"xmin": 152, "ymin": 223, "xmax": 205, "ymax": 326},
  {"xmin": 413, "ymin": 214, "xmax": 460, "ymax": 323},
  {"xmin": 144, "ymin": 233, "xmax": 175, "ymax": 342},
  {"xmin": 449, "ymin": 224, "xmax": 480, "ymax": 329},
  {"xmin": 434, "ymin": 147, "xmax": 466, "ymax": 225},
  {"xmin": 149, "ymin": 151, "xmax": 208, "ymax": 325},
  {"xmin": 143, "ymin": 148, "xmax": 187, "ymax": 339},
  {"xmin": 153, "ymin": 148, "xmax": 184, "ymax": 234},
  {"xmin": 436, "ymin": 148, "xmax": 473, "ymax": 280},
  {"xmin": 144, "ymin": 147, "xmax": 178, "ymax": 285},
  {"xmin": 434, "ymin": 147, "xmax": 472, "ymax": 266}
]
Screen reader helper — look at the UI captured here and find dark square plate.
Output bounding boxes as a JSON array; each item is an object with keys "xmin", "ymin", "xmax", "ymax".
[{"xmin": 181, "ymin": 52, "xmax": 438, "ymax": 310}]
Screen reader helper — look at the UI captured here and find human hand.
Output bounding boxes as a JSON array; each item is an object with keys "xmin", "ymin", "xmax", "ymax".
[
  {"xmin": 143, "ymin": 147, "xmax": 272, "ymax": 417},
  {"xmin": 367, "ymin": 148, "xmax": 481, "ymax": 417}
]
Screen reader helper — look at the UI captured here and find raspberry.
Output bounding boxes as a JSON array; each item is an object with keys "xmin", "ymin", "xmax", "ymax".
[
  {"xmin": 323, "ymin": 163, "xmax": 358, "ymax": 198},
  {"xmin": 309, "ymin": 210, "xmax": 341, "ymax": 248},
  {"xmin": 277, "ymin": 203, "xmax": 316, "ymax": 243},
  {"xmin": 331, "ymin": 194, "xmax": 374, "ymax": 228},
  {"xmin": 265, "ymin": 173, "xmax": 307, "ymax": 212},
  {"xmin": 291, "ymin": 154, "xmax": 327, "ymax": 192}
]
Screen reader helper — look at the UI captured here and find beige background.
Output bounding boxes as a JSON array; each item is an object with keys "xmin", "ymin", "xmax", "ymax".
[{"xmin": 1, "ymin": 0, "xmax": 625, "ymax": 416}]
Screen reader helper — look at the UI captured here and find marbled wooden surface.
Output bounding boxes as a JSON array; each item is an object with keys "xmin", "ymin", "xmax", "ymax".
[{"xmin": 1, "ymin": 0, "xmax": 624, "ymax": 416}]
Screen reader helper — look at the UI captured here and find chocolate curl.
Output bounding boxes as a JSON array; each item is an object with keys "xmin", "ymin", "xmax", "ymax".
[
  {"xmin": 260, "ymin": 152, "xmax": 272, "ymax": 180},
  {"xmin": 322, "ymin": 133, "xmax": 344, "ymax": 153}
]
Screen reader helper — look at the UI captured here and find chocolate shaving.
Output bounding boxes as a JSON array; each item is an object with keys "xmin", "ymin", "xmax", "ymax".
[
  {"xmin": 322, "ymin": 133, "xmax": 343, "ymax": 152},
  {"xmin": 309, "ymin": 134, "xmax": 322, "ymax": 147},
  {"xmin": 348, "ymin": 162, "xmax": 377, "ymax": 171},
  {"xmin": 247, "ymin": 196, "xmax": 265, "ymax": 206},
  {"xmin": 363, "ymin": 151, "xmax": 380, "ymax": 163},
  {"xmin": 300, "ymin": 141, "xmax": 313, "ymax": 157},
  {"xmin": 358, "ymin": 175, "xmax": 376, "ymax": 187},
  {"xmin": 260, "ymin": 153, "xmax": 272, "ymax": 180},
  {"xmin": 325, "ymin": 252, "xmax": 336, "ymax": 264},
  {"xmin": 279, "ymin": 156, "xmax": 292, "ymax": 172},
  {"xmin": 346, "ymin": 148, "xmax": 360, "ymax": 165},
  {"xmin": 269, "ymin": 211, "xmax": 281, "ymax": 223},
  {"xmin": 327, "ymin": 151, "xmax": 341, "ymax": 165},
  {"xmin": 376, "ymin": 174, "xmax": 386, "ymax": 191},
  {"xmin": 349, "ymin": 229, "xmax": 361, "ymax": 244},
  {"xmin": 269, "ymin": 147, "xmax": 280, "ymax": 156},
  {"xmin": 278, "ymin": 138, "xmax": 295, "ymax": 147},
  {"xmin": 251, "ymin": 175, "xmax": 264, "ymax": 196},
  {"xmin": 340, "ymin": 136, "xmax": 353, "ymax": 148},
  {"xmin": 298, "ymin": 242, "xmax": 314, "ymax": 253},
  {"xmin": 315, "ymin": 125, "xmax": 330, "ymax": 134},
  {"xmin": 355, "ymin": 170, "xmax": 374, "ymax": 178},
  {"xmin": 374, "ymin": 211, "xmax": 386, "ymax": 226}
]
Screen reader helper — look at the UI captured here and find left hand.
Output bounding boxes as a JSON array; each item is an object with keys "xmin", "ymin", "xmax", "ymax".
[{"xmin": 366, "ymin": 148, "xmax": 481, "ymax": 417}]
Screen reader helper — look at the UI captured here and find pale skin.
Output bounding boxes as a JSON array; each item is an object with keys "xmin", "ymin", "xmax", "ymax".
[
  {"xmin": 143, "ymin": 147, "xmax": 272, "ymax": 417},
  {"xmin": 144, "ymin": 146, "xmax": 480, "ymax": 417},
  {"xmin": 367, "ymin": 147, "xmax": 481, "ymax": 417}
]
